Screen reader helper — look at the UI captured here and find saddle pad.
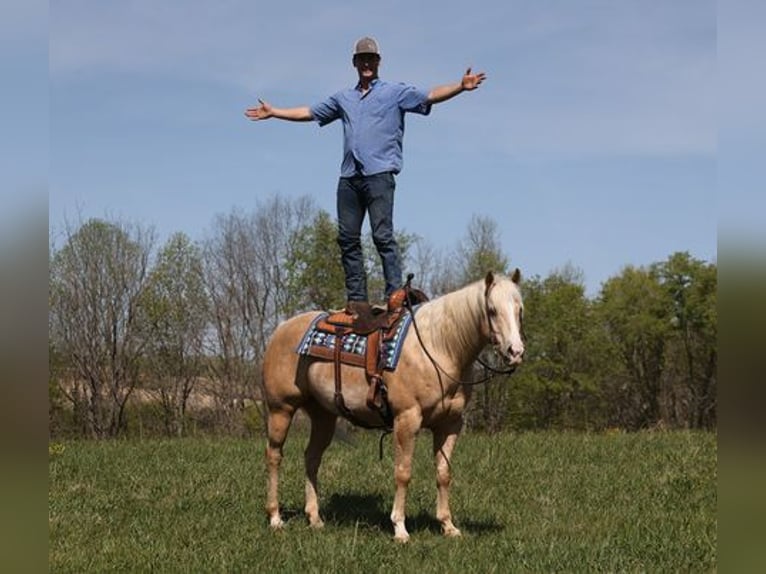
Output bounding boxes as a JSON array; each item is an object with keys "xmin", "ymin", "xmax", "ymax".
[{"xmin": 295, "ymin": 306, "xmax": 420, "ymax": 371}]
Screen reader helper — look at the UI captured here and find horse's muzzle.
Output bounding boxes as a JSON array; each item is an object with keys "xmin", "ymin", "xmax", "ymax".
[{"xmin": 506, "ymin": 344, "xmax": 524, "ymax": 365}]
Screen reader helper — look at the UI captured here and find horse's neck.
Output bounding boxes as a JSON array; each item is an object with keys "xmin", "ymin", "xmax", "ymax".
[{"xmin": 421, "ymin": 281, "xmax": 487, "ymax": 368}]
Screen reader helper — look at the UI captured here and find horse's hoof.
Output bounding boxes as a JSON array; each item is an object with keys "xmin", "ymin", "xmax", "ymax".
[
  {"xmin": 393, "ymin": 530, "xmax": 410, "ymax": 544},
  {"xmin": 392, "ymin": 521, "xmax": 410, "ymax": 543},
  {"xmin": 308, "ymin": 518, "xmax": 325, "ymax": 529},
  {"xmin": 269, "ymin": 516, "xmax": 285, "ymax": 529},
  {"xmin": 443, "ymin": 526, "xmax": 462, "ymax": 538}
]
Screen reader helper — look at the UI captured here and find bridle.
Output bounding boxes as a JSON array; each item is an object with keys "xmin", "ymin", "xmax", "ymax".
[{"xmin": 480, "ymin": 279, "xmax": 524, "ymax": 376}]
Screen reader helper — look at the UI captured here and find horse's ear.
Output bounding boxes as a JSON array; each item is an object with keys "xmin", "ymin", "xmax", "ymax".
[
  {"xmin": 484, "ymin": 271, "xmax": 495, "ymax": 294},
  {"xmin": 511, "ymin": 268, "xmax": 521, "ymax": 284}
]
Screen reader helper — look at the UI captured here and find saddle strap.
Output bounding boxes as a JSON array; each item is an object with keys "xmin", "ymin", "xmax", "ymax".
[
  {"xmin": 365, "ymin": 329, "xmax": 383, "ymax": 380},
  {"xmin": 332, "ymin": 327, "xmax": 382, "ymax": 430},
  {"xmin": 333, "ymin": 328, "xmax": 348, "ymax": 414},
  {"xmin": 332, "ymin": 326, "xmax": 393, "ymax": 430},
  {"xmin": 364, "ymin": 329, "xmax": 383, "ymax": 410}
]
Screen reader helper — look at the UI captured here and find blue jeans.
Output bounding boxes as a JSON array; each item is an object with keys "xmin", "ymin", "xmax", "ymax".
[{"xmin": 336, "ymin": 172, "xmax": 402, "ymax": 301}]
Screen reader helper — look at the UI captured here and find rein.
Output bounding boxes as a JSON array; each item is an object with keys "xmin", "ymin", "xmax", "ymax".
[
  {"xmin": 476, "ymin": 355, "xmax": 518, "ymax": 378},
  {"xmin": 403, "ymin": 278, "xmax": 518, "ymax": 388}
]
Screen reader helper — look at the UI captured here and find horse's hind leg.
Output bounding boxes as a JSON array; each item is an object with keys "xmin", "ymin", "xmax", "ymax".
[
  {"xmin": 303, "ymin": 402, "xmax": 337, "ymax": 528},
  {"xmin": 266, "ymin": 407, "xmax": 295, "ymax": 529},
  {"xmin": 433, "ymin": 419, "xmax": 463, "ymax": 537}
]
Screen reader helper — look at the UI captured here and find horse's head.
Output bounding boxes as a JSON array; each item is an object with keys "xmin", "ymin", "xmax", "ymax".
[{"xmin": 484, "ymin": 269, "xmax": 525, "ymax": 366}]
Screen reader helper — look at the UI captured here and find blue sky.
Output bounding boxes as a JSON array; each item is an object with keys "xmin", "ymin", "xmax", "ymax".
[{"xmin": 45, "ymin": 0, "xmax": 722, "ymax": 295}]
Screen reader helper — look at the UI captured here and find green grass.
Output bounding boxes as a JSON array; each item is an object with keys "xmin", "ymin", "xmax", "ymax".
[{"xmin": 49, "ymin": 430, "xmax": 716, "ymax": 572}]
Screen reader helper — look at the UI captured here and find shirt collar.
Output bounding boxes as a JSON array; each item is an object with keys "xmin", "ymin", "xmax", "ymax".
[{"xmin": 355, "ymin": 77, "xmax": 380, "ymax": 92}]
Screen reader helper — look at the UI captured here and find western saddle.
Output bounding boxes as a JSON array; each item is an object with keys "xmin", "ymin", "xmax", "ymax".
[{"xmin": 313, "ymin": 279, "xmax": 428, "ymax": 429}]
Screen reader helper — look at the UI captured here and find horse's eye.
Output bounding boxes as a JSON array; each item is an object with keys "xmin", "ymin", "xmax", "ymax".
[{"xmin": 488, "ymin": 307, "xmax": 497, "ymax": 317}]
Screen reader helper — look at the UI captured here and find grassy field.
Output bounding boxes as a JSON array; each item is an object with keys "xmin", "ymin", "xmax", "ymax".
[{"xmin": 49, "ymin": 429, "xmax": 716, "ymax": 572}]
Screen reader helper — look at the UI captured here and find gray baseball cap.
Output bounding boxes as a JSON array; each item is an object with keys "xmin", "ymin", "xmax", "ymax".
[{"xmin": 353, "ymin": 36, "xmax": 380, "ymax": 56}]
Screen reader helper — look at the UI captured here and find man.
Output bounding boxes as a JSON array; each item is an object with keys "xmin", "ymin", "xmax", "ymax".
[{"xmin": 245, "ymin": 36, "xmax": 486, "ymax": 319}]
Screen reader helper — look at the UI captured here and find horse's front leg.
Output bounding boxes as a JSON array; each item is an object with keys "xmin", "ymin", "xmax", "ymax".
[
  {"xmin": 390, "ymin": 408, "xmax": 422, "ymax": 543},
  {"xmin": 433, "ymin": 419, "xmax": 463, "ymax": 537}
]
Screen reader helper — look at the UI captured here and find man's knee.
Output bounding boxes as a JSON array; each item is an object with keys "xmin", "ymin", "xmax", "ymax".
[
  {"xmin": 372, "ymin": 230, "xmax": 396, "ymax": 250},
  {"xmin": 337, "ymin": 230, "xmax": 362, "ymax": 251}
]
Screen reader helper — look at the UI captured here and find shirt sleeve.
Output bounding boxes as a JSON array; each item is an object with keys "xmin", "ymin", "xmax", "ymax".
[
  {"xmin": 310, "ymin": 94, "xmax": 341, "ymax": 126},
  {"xmin": 397, "ymin": 84, "xmax": 432, "ymax": 116}
]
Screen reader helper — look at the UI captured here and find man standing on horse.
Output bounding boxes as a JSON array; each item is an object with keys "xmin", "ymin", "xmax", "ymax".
[{"xmin": 245, "ymin": 36, "xmax": 486, "ymax": 320}]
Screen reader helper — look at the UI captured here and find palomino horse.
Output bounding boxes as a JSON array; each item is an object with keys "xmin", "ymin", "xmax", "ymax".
[{"xmin": 261, "ymin": 270, "xmax": 525, "ymax": 542}]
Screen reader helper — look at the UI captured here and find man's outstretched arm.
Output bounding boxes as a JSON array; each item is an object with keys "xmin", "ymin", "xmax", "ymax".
[
  {"xmin": 244, "ymin": 99, "xmax": 313, "ymax": 122},
  {"xmin": 427, "ymin": 67, "xmax": 487, "ymax": 104}
]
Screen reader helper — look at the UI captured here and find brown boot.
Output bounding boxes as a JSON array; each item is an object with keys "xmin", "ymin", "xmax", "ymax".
[
  {"xmin": 345, "ymin": 300, "xmax": 373, "ymax": 319},
  {"xmin": 345, "ymin": 300, "xmax": 385, "ymax": 333}
]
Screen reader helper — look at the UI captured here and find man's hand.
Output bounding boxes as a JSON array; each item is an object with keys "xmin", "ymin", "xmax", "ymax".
[
  {"xmin": 427, "ymin": 67, "xmax": 487, "ymax": 104},
  {"xmin": 244, "ymin": 100, "xmax": 312, "ymax": 122},
  {"xmin": 245, "ymin": 99, "xmax": 273, "ymax": 121},
  {"xmin": 461, "ymin": 68, "xmax": 486, "ymax": 91}
]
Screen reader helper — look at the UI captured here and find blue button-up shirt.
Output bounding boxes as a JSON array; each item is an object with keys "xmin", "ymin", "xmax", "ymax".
[{"xmin": 310, "ymin": 79, "xmax": 432, "ymax": 177}]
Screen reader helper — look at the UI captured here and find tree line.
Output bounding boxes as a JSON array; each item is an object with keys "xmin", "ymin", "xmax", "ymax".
[{"xmin": 48, "ymin": 195, "xmax": 716, "ymax": 438}]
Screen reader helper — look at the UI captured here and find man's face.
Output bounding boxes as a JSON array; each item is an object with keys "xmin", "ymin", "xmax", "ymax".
[{"xmin": 353, "ymin": 53, "xmax": 380, "ymax": 79}]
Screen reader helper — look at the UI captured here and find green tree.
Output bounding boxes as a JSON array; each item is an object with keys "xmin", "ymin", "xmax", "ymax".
[
  {"xmin": 138, "ymin": 232, "xmax": 208, "ymax": 437},
  {"xmin": 285, "ymin": 210, "xmax": 346, "ymax": 312},
  {"xmin": 654, "ymin": 252, "xmax": 717, "ymax": 428},
  {"xmin": 509, "ymin": 265, "xmax": 607, "ymax": 430},
  {"xmin": 597, "ymin": 265, "xmax": 671, "ymax": 429}
]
